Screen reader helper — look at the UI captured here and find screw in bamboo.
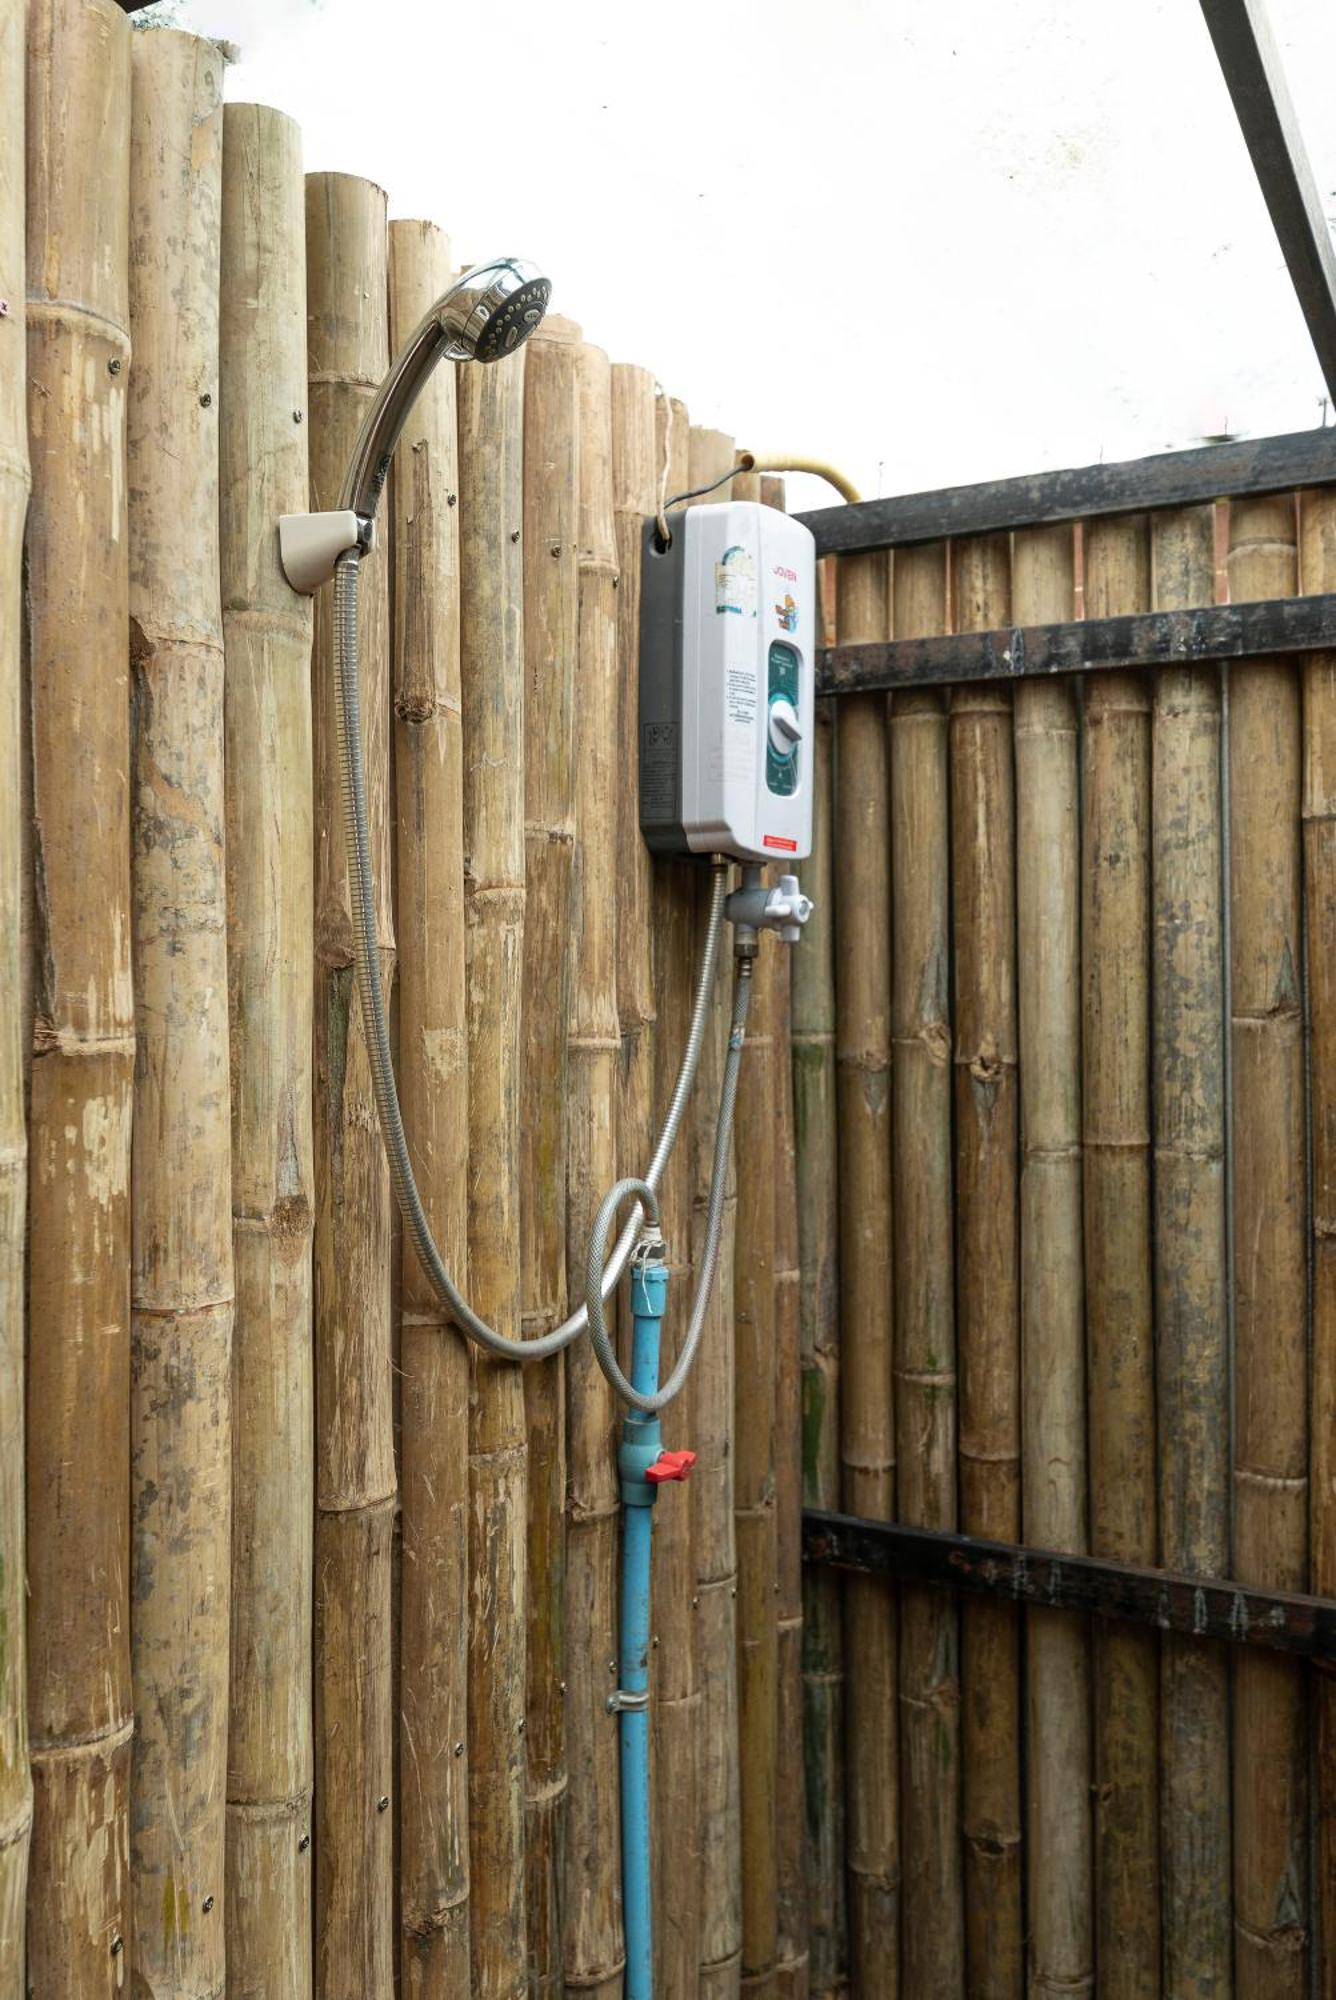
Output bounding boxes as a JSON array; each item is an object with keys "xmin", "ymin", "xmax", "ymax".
[
  {"xmin": 23, "ymin": 6, "xmax": 134, "ymax": 1988},
  {"xmin": 1080, "ymin": 514, "xmax": 1161, "ymax": 1995},
  {"xmin": 563, "ymin": 339, "xmax": 625, "ymax": 2000},
  {"xmin": 219, "ymin": 101, "xmax": 314, "ymax": 1999},
  {"xmin": 1011, "ymin": 524, "xmax": 1092, "ymax": 2000},
  {"xmin": 647, "ymin": 389, "xmax": 704, "ymax": 2000},
  {"xmin": 126, "ymin": 33, "xmax": 232, "ymax": 1999},
  {"xmin": 948, "ymin": 534, "xmax": 1022, "ymax": 1999},
  {"xmin": 0, "ymin": 0, "xmax": 28, "ymax": 1984},
  {"xmin": 305, "ymin": 171, "xmax": 397, "ymax": 1999},
  {"xmin": 1148, "ymin": 504, "xmax": 1232, "ymax": 1998},
  {"xmin": 889, "ymin": 542, "xmax": 963, "ymax": 2000},
  {"xmin": 688, "ymin": 424, "xmax": 745, "ymax": 2000},
  {"xmin": 1227, "ymin": 491, "xmax": 1308, "ymax": 1997},
  {"xmin": 457, "ymin": 297, "xmax": 529, "ymax": 2000},
  {"xmin": 1303, "ymin": 482, "xmax": 1336, "ymax": 2000},
  {"xmin": 518, "ymin": 307, "xmax": 581, "ymax": 1993},
  {"xmin": 793, "ymin": 629, "xmax": 846, "ymax": 2000},
  {"xmin": 388, "ymin": 218, "xmax": 473, "ymax": 1997},
  {"xmin": 834, "ymin": 549, "xmax": 899, "ymax": 1996}
]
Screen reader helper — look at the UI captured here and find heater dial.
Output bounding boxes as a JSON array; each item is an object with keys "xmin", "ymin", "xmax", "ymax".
[{"xmin": 768, "ymin": 695, "xmax": 801, "ymax": 758}]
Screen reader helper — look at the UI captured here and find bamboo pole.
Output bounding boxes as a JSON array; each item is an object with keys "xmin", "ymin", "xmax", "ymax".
[
  {"xmin": 519, "ymin": 306, "xmax": 583, "ymax": 1995},
  {"xmin": 948, "ymin": 534, "xmax": 1022, "ymax": 1999},
  {"xmin": 688, "ymin": 423, "xmax": 744, "ymax": 2000},
  {"xmin": 1081, "ymin": 514, "xmax": 1160, "ymax": 1994},
  {"xmin": 1011, "ymin": 524, "xmax": 1092, "ymax": 2000},
  {"xmin": 220, "ymin": 101, "xmax": 314, "ymax": 1999},
  {"xmin": 1149, "ymin": 504, "xmax": 1232, "ymax": 1998},
  {"xmin": 23, "ymin": 6, "xmax": 133, "ymax": 1986},
  {"xmin": 127, "ymin": 34, "xmax": 231, "ymax": 1998},
  {"xmin": 519, "ymin": 308, "xmax": 581, "ymax": 1994},
  {"xmin": 306, "ymin": 171, "xmax": 396, "ymax": 1999},
  {"xmin": 1304, "ymin": 482, "xmax": 1336, "ymax": 2000},
  {"xmin": 0, "ymin": 0, "xmax": 28, "ymax": 1985},
  {"xmin": 388, "ymin": 217, "xmax": 472, "ymax": 1998},
  {"xmin": 793, "ymin": 649, "xmax": 845, "ymax": 2000},
  {"xmin": 648, "ymin": 389, "xmax": 703, "ymax": 2000},
  {"xmin": 890, "ymin": 543, "xmax": 963, "ymax": 2000},
  {"xmin": 1227, "ymin": 491, "xmax": 1308, "ymax": 1997},
  {"xmin": 834, "ymin": 551, "xmax": 898, "ymax": 1996},
  {"xmin": 457, "ymin": 303, "xmax": 528, "ymax": 2000},
  {"xmin": 563, "ymin": 339, "xmax": 624, "ymax": 2000}
]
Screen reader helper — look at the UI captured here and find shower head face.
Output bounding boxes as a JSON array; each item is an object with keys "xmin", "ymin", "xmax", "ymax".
[{"xmin": 440, "ymin": 256, "xmax": 552, "ymax": 362}]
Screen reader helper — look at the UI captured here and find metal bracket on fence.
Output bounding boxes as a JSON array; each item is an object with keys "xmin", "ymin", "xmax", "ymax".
[{"xmin": 606, "ymin": 1688, "xmax": 650, "ymax": 1716}]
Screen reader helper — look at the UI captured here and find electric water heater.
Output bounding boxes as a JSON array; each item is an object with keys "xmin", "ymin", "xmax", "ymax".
[{"xmin": 639, "ymin": 501, "xmax": 817, "ymax": 864}]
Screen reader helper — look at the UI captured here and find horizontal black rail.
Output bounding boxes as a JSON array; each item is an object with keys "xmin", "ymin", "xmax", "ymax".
[
  {"xmin": 796, "ymin": 427, "xmax": 1336, "ymax": 557},
  {"xmin": 803, "ymin": 1509, "xmax": 1336, "ymax": 1662},
  {"xmin": 817, "ymin": 589, "xmax": 1336, "ymax": 695}
]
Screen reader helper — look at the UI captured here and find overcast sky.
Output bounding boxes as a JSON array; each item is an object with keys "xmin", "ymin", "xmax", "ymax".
[{"xmin": 162, "ymin": 0, "xmax": 1336, "ymax": 513}]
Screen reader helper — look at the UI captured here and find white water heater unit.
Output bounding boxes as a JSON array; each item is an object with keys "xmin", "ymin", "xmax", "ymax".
[{"xmin": 639, "ymin": 500, "xmax": 816, "ymax": 865}]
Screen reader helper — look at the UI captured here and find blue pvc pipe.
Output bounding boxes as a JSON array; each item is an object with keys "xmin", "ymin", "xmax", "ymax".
[{"xmin": 618, "ymin": 1258, "xmax": 670, "ymax": 2000}]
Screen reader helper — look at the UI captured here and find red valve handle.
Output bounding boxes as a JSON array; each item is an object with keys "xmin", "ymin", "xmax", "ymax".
[{"xmin": 645, "ymin": 1449, "xmax": 697, "ymax": 1485}]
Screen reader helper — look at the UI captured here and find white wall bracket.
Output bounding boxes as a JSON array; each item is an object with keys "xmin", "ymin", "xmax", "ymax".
[{"xmin": 278, "ymin": 509, "xmax": 374, "ymax": 595}]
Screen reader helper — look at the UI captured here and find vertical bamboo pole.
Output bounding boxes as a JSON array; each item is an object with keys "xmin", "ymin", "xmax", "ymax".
[
  {"xmin": 389, "ymin": 217, "xmax": 472, "ymax": 1997},
  {"xmin": 520, "ymin": 308, "xmax": 581, "ymax": 1994},
  {"xmin": 1228, "ymin": 491, "xmax": 1308, "ymax": 1997},
  {"xmin": 306, "ymin": 171, "xmax": 396, "ymax": 1999},
  {"xmin": 689, "ymin": 423, "xmax": 744, "ymax": 2000},
  {"xmin": 1012, "ymin": 525, "xmax": 1092, "ymax": 1999},
  {"xmin": 889, "ymin": 544, "xmax": 962, "ymax": 2000},
  {"xmin": 220, "ymin": 101, "xmax": 314, "ymax": 1999},
  {"xmin": 457, "ymin": 306, "xmax": 528, "ymax": 2000},
  {"xmin": 1305, "ymin": 483, "xmax": 1336, "ymax": 2000},
  {"xmin": 649, "ymin": 389, "xmax": 704, "ymax": 2000},
  {"xmin": 24, "ymin": 7, "xmax": 133, "ymax": 1987},
  {"xmin": 1150, "ymin": 505, "xmax": 1232, "ymax": 1999},
  {"xmin": 564, "ymin": 340, "xmax": 623, "ymax": 1998},
  {"xmin": 127, "ymin": 34, "xmax": 230, "ymax": 1998},
  {"xmin": 835, "ymin": 551, "xmax": 898, "ymax": 1996},
  {"xmin": 794, "ymin": 633, "xmax": 846, "ymax": 2000},
  {"xmin": 949, "ymin": 534, "xmax": 1022, "ymax": 1998},
  {"xmin": 0, "ymin": 1, "xmax": 27, "ymax": 1984}
]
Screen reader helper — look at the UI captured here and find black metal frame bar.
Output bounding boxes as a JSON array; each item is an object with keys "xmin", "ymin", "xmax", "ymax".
[
  {"xmin": 796, "ymin": 428, "xmax": 1336, "ymax": 558},
  {"xmin": 803, "ymin": 1510, "xmax": 1336, "ymax": 1662},
  {"xmin": 818, "ymin": 589, "xmax": 1336, "ymax": 695},
  {"xmin": 1199, "ymin": 0, "xmax": 1336, "ymax": 405}
]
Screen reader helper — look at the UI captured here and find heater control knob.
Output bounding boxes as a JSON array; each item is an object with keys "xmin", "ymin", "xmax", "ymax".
[{"xmin": 768, "ymin": 697, "xmax": 801, "ymax": 758}]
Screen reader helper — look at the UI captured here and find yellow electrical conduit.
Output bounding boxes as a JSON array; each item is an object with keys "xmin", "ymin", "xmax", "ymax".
[{"xmin": 735, "ymin": 452, "xmax": 863, "ymax": 505}]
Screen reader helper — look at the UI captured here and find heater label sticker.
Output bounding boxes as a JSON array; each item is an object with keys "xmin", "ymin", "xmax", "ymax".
[
  {"xmin": 726, "ymin": 665, "xmax": 757, "ymax": 729},
  {"xmin": 715, "ymin": 545, "xmax": 756, "ymax": 619}
]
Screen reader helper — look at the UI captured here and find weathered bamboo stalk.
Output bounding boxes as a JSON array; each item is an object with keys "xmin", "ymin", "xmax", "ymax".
[
  {"xmin": 793, "ymin": 669, "xmax": 846, "ymax": 2000},
  {"xmin": 1228, "ymin": 491, "xmax": 1308, "ymax": 1997},
  {"xmin": 835, "ymin": 551, "xmax": 898, "ymax": 1996},
  {"xmin": 127, "ymin": 34, "xmax": 231, "ymax": 1998},
  {"xmin": 648, "ymin": 389, "xmax": 704, "ymax": 2000},
  {"xmin": 1149, "ymin": 504, "xmax": 1232, "ymax": 1999},
  {"xmin": 220, "ymin": 100, "xmax": 314, "ymax": 1999},
  {"xmin": 23, "ymin": 7, "xmax": 133, "ymax": 1987},
  {"xmin": 0, "ymin": 2, "xmax": 28, "ymax": 1985},
  {"xmin": 1304, "ymin": 482, "xmax": 1336, "ymax": 2000},
  {"xmin": 1081, "ymin": 514, "xmax": 1160, "ymax": 1995},
  {"xmin": 689, "ymin": 423, "xmax": 744, "ymax": 2000},
  {"xmin": 306, "ymin": 171, "xmax": 396, "ymax": 1999},
  {"xmin": 565, "ymin": 341, "xmax": 624, "ymax": 1999},
  {"xmin": 520, "ymin": 308, "xmax": 581, "ymax": 1993},
  {"xmin": 389, "ymin": 217, "xmax": 472, "ymax": 1998},
  {"xmin": 948, "ymin": 534, "xmax": 1022, "ymax": 1999},
  {"xmin": 457, "ymin": 309, "xmax": 529, "ymax": 2000},
  {"xmin": 1011, "ymin": 523, "xmax": 1093, "ymax": 1999}
]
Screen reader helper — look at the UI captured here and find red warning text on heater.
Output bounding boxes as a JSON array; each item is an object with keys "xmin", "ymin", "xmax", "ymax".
[{"xmin": 763, "ymin": 834, "xmax": 797, "ymax": 852}]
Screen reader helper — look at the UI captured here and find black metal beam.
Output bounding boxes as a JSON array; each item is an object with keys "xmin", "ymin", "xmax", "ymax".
[
  {"xmin": 817, "ymin": 589, "xmax": 1336, "ymax": 695},
  {"xmin": 795, "ymin": 428, "xmax": 1336, "ymax": 557},
  {"xmin": 1199, "ymin": 0, "xmax": 1336, "ymax": 405},
  {"xmin": 803, "ymin": 1510, "xmax": 1336, "ymax": 1662}
]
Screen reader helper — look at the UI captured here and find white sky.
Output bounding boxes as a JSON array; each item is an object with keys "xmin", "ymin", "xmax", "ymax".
[{"xmin": 167, "ymin": 0, "xmax": 1336, "ymax": 514}]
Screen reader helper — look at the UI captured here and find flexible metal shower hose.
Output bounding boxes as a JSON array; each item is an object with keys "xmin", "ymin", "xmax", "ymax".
[{"xmin": 333, "ymin": 547, "xmax": 738, "ymax": 1382}]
